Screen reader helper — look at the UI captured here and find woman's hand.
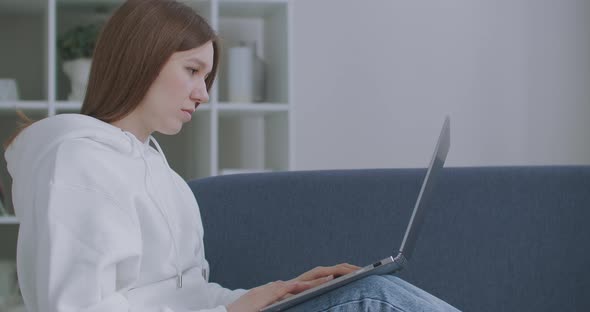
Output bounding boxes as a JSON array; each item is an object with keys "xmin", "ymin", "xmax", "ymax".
[
  {"xmin": 226, "ymin": 278, "xmax": 331, "ymax": 312},
  {"xmin": 290, "ymin": 263, "xmax": 361, "ymax": 284},
  {"xmin": 226, "ymin": 263, "xmax": 361, "ymax": 312}
]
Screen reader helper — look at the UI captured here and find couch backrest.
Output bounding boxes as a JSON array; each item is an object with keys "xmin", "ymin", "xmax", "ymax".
[{"xmin": 188, "ymin": 166, "xmax": 590, "ymax": 312}]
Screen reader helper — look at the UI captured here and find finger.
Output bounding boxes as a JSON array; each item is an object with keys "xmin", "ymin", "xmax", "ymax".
[
  {"xmin": 343, "ymin": 263, "xmax": 362, "ymax": 270},
  {"xmin": 250, "ymin": 281, "xmax": 300, "ymax": 310},
  {"xmin": 272, "ymin": 280, "xmax": 319, "ymax": 298},
  {"xmin": 340, "ymin": 263, "xmax": 362, "ymax": 274},
  {"xmin": 236, "ymin": 280, "xmax": 315, "ymax": 311},
  {"xmin": 292, "ymin": 266, "xmax": 327, "ymax": 281},
  {"xmin": 306, "ymin": 275, "xmax": 334, "ymax": 288},
  {"xmin": 255, "ymin": 280, "xmax": 300, "ymax": 307},
  {"xmin": 306, "ymin": 265, "xmax": 344, "ymax": 279},
  {"xmin": 279, "ymin": 292, "xmax": 294, "ymax": 301},
  {"xmin": 330, "ymin": 263, "xmax": 360, "ymax": 270},
  {"xmin": 295, "ymin": 263, "xmax": 362, "ymax": 282},
  {"xmin": 281, "ymin": 275, "xmax": 333, "ymax": 299},
  {"xmin": 322, "ymin": 263, "xmax": 359, "ymax": 278},
  {"xmin": 272, "ymin": 280, "xmax": 302, "ymax": 298}
]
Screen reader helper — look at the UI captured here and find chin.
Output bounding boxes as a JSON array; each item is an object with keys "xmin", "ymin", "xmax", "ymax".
[{"xmin": 159, "ymin": 125, "xmax": 183, "ymax": 136}]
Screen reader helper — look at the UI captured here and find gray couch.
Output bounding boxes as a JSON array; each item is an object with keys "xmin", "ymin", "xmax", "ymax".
[{"xmin": 188, "ymin": 166, "xmax": 590, "ymax": 311}]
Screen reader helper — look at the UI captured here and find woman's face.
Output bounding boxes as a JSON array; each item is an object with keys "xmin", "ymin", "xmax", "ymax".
[{"xmin": 136, "ymin": 41, "xmax": 213, "ymax": 136}]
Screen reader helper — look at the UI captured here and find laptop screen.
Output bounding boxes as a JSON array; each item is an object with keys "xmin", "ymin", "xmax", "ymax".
[{"xmin": 398, "ymin": 116, "xmax": 450, "ymax": 260}]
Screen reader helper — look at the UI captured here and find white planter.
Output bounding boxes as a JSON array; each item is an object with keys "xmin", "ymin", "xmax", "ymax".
[
  {"xmin": 0, "ymin": 79, "xmax": 19, "ymax": 101},
  {"xmin": 62, "ymin": 58, "xmax": 92, "ymax": 101}
]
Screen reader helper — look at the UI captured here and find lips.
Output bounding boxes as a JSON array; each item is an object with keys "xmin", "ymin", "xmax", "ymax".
[
  {"xmin": 181, "ymin": 102, "xmax": 200, "ymax": 114},
  {"xmin": 180, "ymin": 108, "xmax": 194, "ymax": 121}
]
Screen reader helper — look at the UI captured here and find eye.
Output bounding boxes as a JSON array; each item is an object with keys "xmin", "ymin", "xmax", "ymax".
[{"xmin": 187, "ymin": 67, "xmax": 198, "ymax": 75}]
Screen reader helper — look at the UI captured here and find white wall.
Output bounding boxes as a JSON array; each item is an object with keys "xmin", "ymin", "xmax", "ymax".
[{"xmin": 292, "ymin": 0, "xmax": 590, "ymax": 169}]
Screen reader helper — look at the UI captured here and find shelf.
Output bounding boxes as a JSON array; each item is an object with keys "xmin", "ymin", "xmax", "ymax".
[
  {"xmin": 0, "ymin": 0, "xmax": 292, "ymax": 197},
  {"xmin": 0, "ymin": 216, "xmax": 19, "ymax": 225},
  {"xmin": 0, "ymin": 101, "xmax": 47, "ymax": 110},
  {"xmin": 217, "ymin": 102, "xmax": 288, "ymax": 116}
]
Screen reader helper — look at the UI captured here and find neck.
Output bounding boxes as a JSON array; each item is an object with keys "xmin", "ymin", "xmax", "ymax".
[{"xmin": 110, "ymin": 114, "xmax": 151, "ymax": 143}]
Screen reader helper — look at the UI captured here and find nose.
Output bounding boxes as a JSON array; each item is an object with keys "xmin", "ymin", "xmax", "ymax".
[{"xmin": 190, "ymin": 79, "xmax": 209, "ymax": 103}]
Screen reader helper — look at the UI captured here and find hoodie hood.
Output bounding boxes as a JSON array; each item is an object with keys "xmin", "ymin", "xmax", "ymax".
[{"xmin": 5, "ymin": 114, "xmax": 145, "ymax": 187}]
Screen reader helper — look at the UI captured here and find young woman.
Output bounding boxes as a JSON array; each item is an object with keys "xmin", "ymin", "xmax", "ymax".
[{"xmin": 4, "ymin": 1, "xmax": 460, "ymax": 311}]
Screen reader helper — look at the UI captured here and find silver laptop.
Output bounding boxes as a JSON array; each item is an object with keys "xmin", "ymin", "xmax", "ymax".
[{"xmin": 261, "ymin": 116, "xmax": 451, "ymax": 312}]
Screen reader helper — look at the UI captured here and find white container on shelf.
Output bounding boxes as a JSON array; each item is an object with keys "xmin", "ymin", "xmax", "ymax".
[
  {"xmin": 227, "ymin": 44, "xmax": 254, "ymax": 102},
  {"xmin": 253, "ymin": 51, "xmax": 266, "ymax": 102},
  {"xmin": 227, "ymin": 41, "xmax": 266, "ymax": 103},
  {"xmin": 0, "ymin": 79, "xmax": 19, "ymax": 101},
  {"xmin": 249, "ymin": 41, "xmax": 266, "ymax": 103}
]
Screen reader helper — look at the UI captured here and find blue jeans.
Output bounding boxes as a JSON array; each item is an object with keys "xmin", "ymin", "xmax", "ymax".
[{"xmin": 286, "ymin": 275, "xmax": 461, "ymax": 312}]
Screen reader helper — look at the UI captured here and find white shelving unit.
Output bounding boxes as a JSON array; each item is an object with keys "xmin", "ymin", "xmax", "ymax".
[
  {"xmin": 0, "ymin": 0, "xmax": 294, "ymax": 224},
  {"xmin": 0, "ymin": 216, "xmax": 19, "ymax": 225}
]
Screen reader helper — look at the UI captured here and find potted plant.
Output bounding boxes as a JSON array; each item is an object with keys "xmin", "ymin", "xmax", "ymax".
[{"xmin": 58, "ymin": 23, "xmax": 101, "ymax": 101}]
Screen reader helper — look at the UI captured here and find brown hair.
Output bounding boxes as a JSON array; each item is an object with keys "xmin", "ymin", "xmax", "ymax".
[
  {"xmin": 3, "ymin": 111, "xmax": 34, "ymax": 150},
  {"xmin": 83, "ymin": 0, "xmax": 219, "ymax": 121},
  {"xmin": 4, "ymin": 0, "xmax": 219, "ymax": 149}
]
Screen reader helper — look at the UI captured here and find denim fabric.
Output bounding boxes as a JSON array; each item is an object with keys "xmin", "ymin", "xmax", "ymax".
[{"xmin": 286, "ymin": 275, "xmax": 461, "ymax": 312}]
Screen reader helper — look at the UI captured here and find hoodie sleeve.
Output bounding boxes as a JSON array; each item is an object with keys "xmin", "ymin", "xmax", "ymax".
[{"xmin": 31, "ymin": 180, "xmax": 233, "ymax": 312}]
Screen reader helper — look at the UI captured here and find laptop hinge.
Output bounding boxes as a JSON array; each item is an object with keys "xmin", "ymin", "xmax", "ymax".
[{"xmin": 393, "ymin": 253, "xmax": 409, "ymax": 269}]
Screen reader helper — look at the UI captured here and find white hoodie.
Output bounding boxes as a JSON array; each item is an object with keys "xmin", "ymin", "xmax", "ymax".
[{"xmin": 4, "ymin": 114, "xmax": 247, "ymax": 312}]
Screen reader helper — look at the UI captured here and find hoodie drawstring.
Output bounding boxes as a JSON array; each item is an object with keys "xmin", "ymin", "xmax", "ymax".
[
  {"xmin": 149, "ymin": 136, "xmax": 212, "ymax": 284},
  {"xmin": 149, "ymin": 135, "xmax": 199, "ymax": 289},
  {"xmin": 128, "ymin": 131, "xmax": 183, "ymax": 289},
  {"xmin": 148, "ymin": 136, "xmax": 196, "ymax": 288}
]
